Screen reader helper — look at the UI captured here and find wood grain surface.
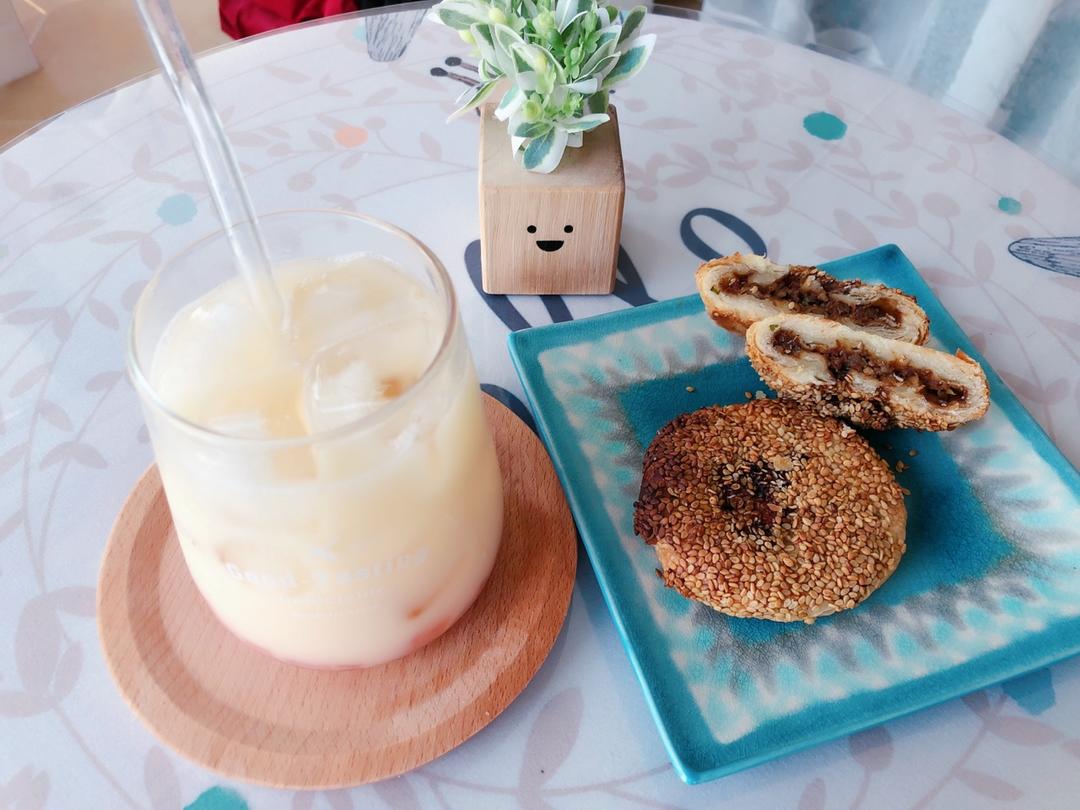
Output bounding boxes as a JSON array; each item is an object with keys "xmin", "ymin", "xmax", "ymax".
[
  {"xmin": 479, "ymin": 105, "xmax": 625, "ymax": 295},
  {"xmin": 97, "ymin": 394, "xmax": 577, "ymax": 789}
]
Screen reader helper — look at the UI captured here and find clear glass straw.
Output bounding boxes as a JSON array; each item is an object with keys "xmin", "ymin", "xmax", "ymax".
[{"xmin": 133, "ymin": 0, "xmax": 284, "ymax": 328}]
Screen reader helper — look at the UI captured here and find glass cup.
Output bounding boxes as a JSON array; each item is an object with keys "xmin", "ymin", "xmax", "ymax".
[{"xmin": 128, "ymin": 210, "xmax": 504, "ymax": 668}]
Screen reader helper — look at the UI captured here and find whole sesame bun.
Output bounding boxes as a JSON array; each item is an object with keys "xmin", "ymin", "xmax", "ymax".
[
  {"xmin": 696, "ymin": 253, "xmax": 929, "ymax": 344},
  {"xmin": 634, "ymin": 400, "xmax": 906, "ymax": 622},
  {"xmin": 746, "ymin": 314, "xmax": 990, "ymax": 431}
]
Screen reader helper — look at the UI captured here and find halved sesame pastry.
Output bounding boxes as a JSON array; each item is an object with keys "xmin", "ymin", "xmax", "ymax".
[
  {"xmin": 695, "ymin": 253, "xmax": 929, "ymax": 344},
  {"xmin": 634, "ymin": 400, "xmax": 906, "ymax": 623},
  {"xmin": 746, "ymin": 314, "xmax": 989, "ymax": 431}
]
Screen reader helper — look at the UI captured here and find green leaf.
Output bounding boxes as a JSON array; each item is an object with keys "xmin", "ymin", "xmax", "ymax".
[
  {"xmin": 448, "ymin": 80, "xmax": 499, "ymax": 120},
  {"xmin": 617, "ymin": 5, "xmax": 646, "ymax": 44},
  {"xmin": 521, "ymin": 0, "xmax": 539, "ymax": 16},
  {"xmin": 536, "ymin": 67, "xmax": 556, "ymax": 95},
  {"xmin": 513, "ymin": 121, "xmax": 553, "ymax": 138},
  {"xmin": 522, "ymin": 126, "xmax": 569, "ymax": 173},
  {"xmin": 554, "ymin": 0, "xmax": 590, "ymax": 33},
  {"xmin": 560, "ymin": 112, "xmax": 609, "ymax": 132},
  {"xmin": 513, "ymin": 48, "xmax": 533, "ymax": 74},
  {"xmin": 585, "ymin": 89, "xmax": 609, "ymax": 114},
  {"xmin": 583, "ymin": 53, "xmax": 617, "ymax": 80},
  {"xmin": 579, "ymin": 34, "xmax": 618, "ymax": 75},
  {"xmin": 533, "ymin": 43, "xmax": 567, "ymax": 83},
  {"xmin": 601, "ymin": 33, "xmax": 655, "ymax": 89}
]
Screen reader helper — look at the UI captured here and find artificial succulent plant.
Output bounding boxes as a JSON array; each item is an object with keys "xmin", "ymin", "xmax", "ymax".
[{"xmin": 430, "ymin": 0, "xmax": 655, "ymax": 173}]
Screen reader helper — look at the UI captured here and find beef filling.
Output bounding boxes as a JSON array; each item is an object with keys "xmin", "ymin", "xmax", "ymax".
[
  {"xmin": 715, "ymin": 267, "xmax": 901, "ymax": 328},
  {"xmin": 771, "ymin": 328, "xmax": 967, "ymax": 407}
]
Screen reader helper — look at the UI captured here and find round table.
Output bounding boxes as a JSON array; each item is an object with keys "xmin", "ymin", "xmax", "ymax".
[{"xmin": 2, "ymin": 5, "xmax": 1079, "ymax": 808}]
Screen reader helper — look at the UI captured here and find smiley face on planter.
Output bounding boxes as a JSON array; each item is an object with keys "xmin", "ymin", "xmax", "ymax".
[
  {"xmin": 527, "ymin": 224, "xmax": 574, "ymax": 253},
  {"xmin": 478, "ymin": 109, "xmax": 624, "ymax": 294}
]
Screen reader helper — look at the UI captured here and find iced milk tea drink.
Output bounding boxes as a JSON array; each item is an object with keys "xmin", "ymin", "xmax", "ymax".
[{"xmin": 129, "ymin": 212, "xmax": 503, "ymax": 668}]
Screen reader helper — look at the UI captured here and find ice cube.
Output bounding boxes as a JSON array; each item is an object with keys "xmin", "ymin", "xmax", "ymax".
[
  {"xmin": 301, "ymin": 315, "xmax": 439, "ymax": 435},
  {"xmin": 287, "ymin": 260, "xmax": 415, "ymax": 356},
  {"xmin": 303, "ymin": 347, "xmax": 388, "ymax": 433}
]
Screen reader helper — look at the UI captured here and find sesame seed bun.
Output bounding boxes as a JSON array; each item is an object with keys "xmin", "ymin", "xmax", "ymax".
[{"xmin": 634, "ymin": 400, "xmax": 907, "ymax": 622}]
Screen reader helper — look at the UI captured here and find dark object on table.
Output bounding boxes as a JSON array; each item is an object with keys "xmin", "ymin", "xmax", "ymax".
[
  {"xmin": 1008, "ymin": 236, "xmax": 1080, "ymax": 278},
  {"xmin": 365, "ymin": 7, "xmax": 426, "ymax": 61}
]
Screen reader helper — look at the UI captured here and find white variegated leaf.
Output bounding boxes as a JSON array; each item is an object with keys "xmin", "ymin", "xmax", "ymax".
[
  {"xmin": 567, "ymin": 131, "xmax": 584, "ymax": 148},
  {"xmin": 433, "ymin": 0, "xmax": 489, "ymax": 29},
  {"xmin": 601, "ymin": 33, "xmax": 655, "ymax": 89},
  {"xmin": 554, "ymin": 0, "xmax": 591, "ymax": 32},
  {"xmin": 522, "ymin": 126, "xmax": 569, "ymax": 173},
  {"xmin": 617, "ymin": 5, "xmax": 646, "ymax": 44},
  {"xmin": 533, "ymin": 43, "xmax": 567, "ymax": 84},
  {"xmin": 585, "ymin": 53, "xmax": 618, "ymax": 81},
  {"xmin": 566, "ymin": 77, "xmax": 599, "ymax": 94},
  {"xmin": 471, "ymin": 24, "xmax": 501, "ymax": 69},
  {"xmin": 579, "ymin": 32, "xmax": 618, "ymax": 76},
  {"xmin": 448, "ymin": 80, "xmax": 498, "ymax": 120},
  {"xmin": 494, "ymin": 85, "xmax": 525, "ymax": 121},
  {"xmin": 514, "ymin": 121, "xmax": 553, "ymax": 138},
  {"xmin": 559, "ymin": 112, "xmax": 609, "ymax": 132}
]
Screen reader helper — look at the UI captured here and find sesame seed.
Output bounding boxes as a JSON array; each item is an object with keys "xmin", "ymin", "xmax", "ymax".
[
  {"xmin": 686, "ymin": 386, "xmax": 696, "ymax": 393},
  {"xmin": 634, "ymin": 400, "xmax": 906, "ymax": 623}
]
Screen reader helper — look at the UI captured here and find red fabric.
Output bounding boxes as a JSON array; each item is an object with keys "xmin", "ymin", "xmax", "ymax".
[{"xmin": 220, "ymin": 0, "xmax": 358, "ymax": 39}]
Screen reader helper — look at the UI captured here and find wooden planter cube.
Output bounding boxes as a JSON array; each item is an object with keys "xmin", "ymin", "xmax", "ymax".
[{"xmin": 478, "ymin": 105, "xmax": 625, "ymax": 295}]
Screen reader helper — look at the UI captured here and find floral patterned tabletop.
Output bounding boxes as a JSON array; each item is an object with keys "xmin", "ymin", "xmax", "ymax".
[{"xmin": 2, "ymin": 5, "xmax": 1079, "ymax": 809}]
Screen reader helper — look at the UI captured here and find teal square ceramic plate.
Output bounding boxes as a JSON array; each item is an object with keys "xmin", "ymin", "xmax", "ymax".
[{"xmin": 507, "ymin": 245, "xmax": 1080, "ymax": 784}]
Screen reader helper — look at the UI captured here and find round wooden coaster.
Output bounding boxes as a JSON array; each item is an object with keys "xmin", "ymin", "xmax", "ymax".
[{"xmin": 97, "ymin": 395, "xmax": 576, "ymax": 789}]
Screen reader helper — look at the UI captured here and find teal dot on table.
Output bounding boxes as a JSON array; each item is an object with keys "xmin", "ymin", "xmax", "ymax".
[
  {"xmin": 157, "ymin": 193, "xmax": 197, "ymax": 225},
  {"xmin": 803, "ymin": 111, "xmax": 847, "ymax": 141},
  {"xmin": 998, "ymin": 195, "xmax": 1022, "ymax": 215},
  {"xmin": 353, "ymin": 22, "xmax": 366, "ymax": 41},
  {"xmin": 184, "ymin": 786, "xmax": 248, "ymax": 810}
]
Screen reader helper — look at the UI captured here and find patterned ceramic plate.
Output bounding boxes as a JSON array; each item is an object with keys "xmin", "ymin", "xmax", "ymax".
[{"xmin": 507, "ymin": 245, "xmax": 1080, "ymax": 784}]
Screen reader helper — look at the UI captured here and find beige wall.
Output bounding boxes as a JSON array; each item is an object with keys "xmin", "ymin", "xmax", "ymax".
[{"xmin": 0, "ymin": 0, "xmax": 229, "ymax": 146}]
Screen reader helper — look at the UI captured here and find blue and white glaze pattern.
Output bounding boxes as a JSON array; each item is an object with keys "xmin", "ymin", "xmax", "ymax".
[{"xmin": 513, "ymin": 245, "xmax": 1080, "ymax": 781}]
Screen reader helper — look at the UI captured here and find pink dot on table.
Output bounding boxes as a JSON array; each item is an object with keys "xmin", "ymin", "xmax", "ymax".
[
  {"xmin": 742, "ymin": 38, "xmax": 774, "ymax": 57},
  {"xmin": 335, "ymin": 126, "xmax": 368, "ymax": 148}
]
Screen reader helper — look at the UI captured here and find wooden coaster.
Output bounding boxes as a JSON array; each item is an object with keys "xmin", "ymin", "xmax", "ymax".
[{"xmin": 97, "ymin": 395, "xmax": 576, "ymax": 789}]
